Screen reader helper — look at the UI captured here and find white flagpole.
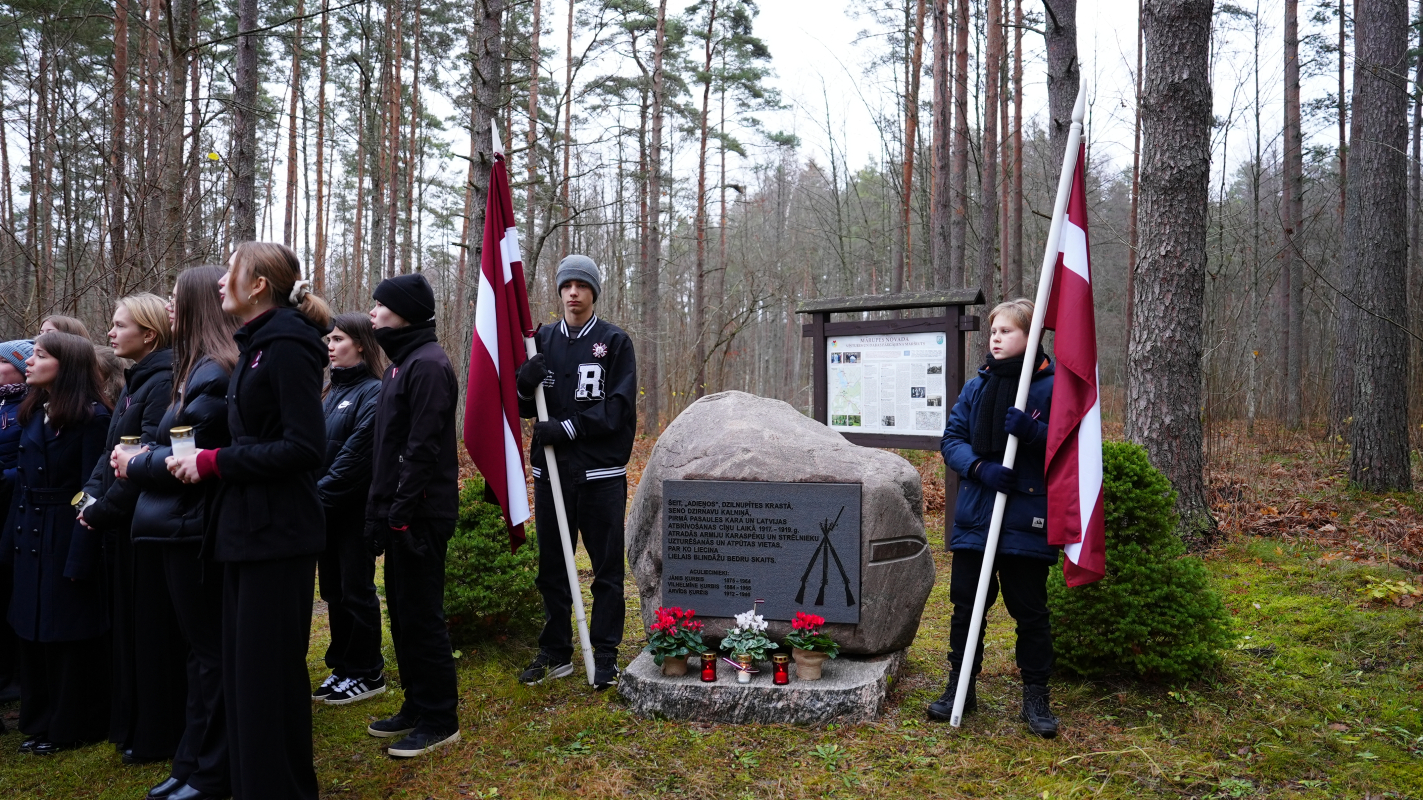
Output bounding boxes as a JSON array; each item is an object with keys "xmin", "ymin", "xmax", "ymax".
[
  {"xmin": 949, "ymin": 82, "xmax": 1087, "ymax": 727},
  {"xmin": 499, "ymin": 127, "xmax": 597, "ymax": 685}
]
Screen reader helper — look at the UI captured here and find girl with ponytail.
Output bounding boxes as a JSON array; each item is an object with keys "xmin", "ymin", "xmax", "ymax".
[{"xmin": 167, "ymin": 242, "xmax": 328, "ymax": 800}]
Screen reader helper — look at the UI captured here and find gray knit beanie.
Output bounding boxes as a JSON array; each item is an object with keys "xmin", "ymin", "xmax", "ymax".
[
  {"xmin": 555, "ymin": 254, "xmax": 602, "ymax": 301},
  {"xmin": 0, "ymin": 340, "xmax": 33, "ymax": 377}
]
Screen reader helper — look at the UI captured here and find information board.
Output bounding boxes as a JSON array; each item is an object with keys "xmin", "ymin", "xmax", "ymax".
[
  {"xmin": 660, "ymin": 480, "xmax": 862, "ymax": 623},
  {"xmin": 826, "ymin": 331, "xmax": 948, "ymax": 437}
]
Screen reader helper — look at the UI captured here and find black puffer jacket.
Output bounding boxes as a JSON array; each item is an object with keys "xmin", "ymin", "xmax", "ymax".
[
  {"xmin": 318, "ymin": 366, "xmax": 380, "ymax": 507},
  {"xmin": 209, "ymin": 307, "xmax": 327, "ymax": 562},
  {"xmin": 80, "ymin": 347, "xmax": 173, "ymax": 532},
  {"xmin": 126, "ymin": 357, "xmax": 231, "ymax": 545}
]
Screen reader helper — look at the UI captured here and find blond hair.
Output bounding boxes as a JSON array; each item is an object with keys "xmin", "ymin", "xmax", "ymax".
[
  {"xmin": 988, "ymin": 298, "xmax": 1034, "ymax": 333},
  {"xmin": 117, "ymin": 292, "xmax": 173, "ymax": 351},
  {"xmin": 231, "ymin": 241, "xmax": 332, "ymax": 329}
]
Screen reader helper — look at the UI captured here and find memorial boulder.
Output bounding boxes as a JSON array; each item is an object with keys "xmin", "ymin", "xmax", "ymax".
[{"xmin": 626, "ymin": 391, "xmax": 934, "ymax": 655}]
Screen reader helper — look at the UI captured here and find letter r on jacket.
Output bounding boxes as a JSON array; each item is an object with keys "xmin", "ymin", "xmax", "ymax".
[{"xmin": 575, "ymin": 363, "xmax": 605, "ymax": 400}]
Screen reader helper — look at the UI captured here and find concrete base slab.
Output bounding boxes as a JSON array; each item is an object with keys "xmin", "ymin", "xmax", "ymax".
[{"xmin": 618, "ymin": 650, "xmax": 905, "ymax": 725}]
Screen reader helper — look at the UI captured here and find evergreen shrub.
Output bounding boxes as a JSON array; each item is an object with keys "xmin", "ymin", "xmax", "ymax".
[
  {"xmin": 443, "ymin": 477, "xmax": 541, "ymax": 639},
  {"xmin": 1048, "ymin": 441, "xmax": 1234, "ymax": 681}
]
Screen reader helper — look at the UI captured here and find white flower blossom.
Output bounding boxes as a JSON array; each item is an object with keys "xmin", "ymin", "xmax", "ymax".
[{"xmin": 732, "ymin": 610, "xmax": 768, "ymax": 633}]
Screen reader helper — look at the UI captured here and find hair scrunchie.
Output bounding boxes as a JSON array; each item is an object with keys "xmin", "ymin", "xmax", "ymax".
[{"xmin": 289, "ymin": 279, "xmax": 312, "ymax": 305}]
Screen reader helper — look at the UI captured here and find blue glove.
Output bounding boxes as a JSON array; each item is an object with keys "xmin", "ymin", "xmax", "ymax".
[
  {"xmin": 973, "ymin": 460, "xmax": 1017, "ymax": 494},
  {"xmin": 1004, "ymin": 407, "xmax": 1047, "ymax": 443}
]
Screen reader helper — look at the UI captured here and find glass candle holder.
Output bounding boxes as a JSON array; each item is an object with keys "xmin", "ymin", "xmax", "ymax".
[
  {"xmin": 772, "ymin": 653, "xmax": 790, "ymax": 685},
  {"xmin": 700, "ymin": 651, "xmax": 718, "ymax": 682},
  {"xmin": 170, "ymin": 426, "xmax": 196, "ymax": 457},
  {"xmin": 118, "ymin": 435, "xmax": 144, "ymax": 458},
  {"xmin": 735, "ymin": 654, "xmax": 753, "ymax": 684}
]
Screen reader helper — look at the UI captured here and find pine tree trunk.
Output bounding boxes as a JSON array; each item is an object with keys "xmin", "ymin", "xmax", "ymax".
[
  {"xmin": 110, "ymin": 0, "xmax": 128, "ymax": 292},
  {"xmin": 643, "ymin": 0, "xmax": 668, "ymax": 432},
  {"xmin": 1044, "ymin": 0, "xmax": 1079, "ymax": 170},
  {"xmin": 1126, "ymin": 0, "xmax": 1142, "ymax": 392},
  {"xmin": 1282, "ymin": 0, "xmax": 1304, "ymax": 428},
  {"xmin": 231, "ymin": 0, "xmax": 259, "ymax": 243},
  {"xmin": 314, "ymin": 0, "xmax": 329, "ymax": 291},
  {"xmin": 1127, "ymin": 0, "xmax": 1216, "ymax": 544},
  {"xmin": 976, "ymin": 0, "xmax": 1002, "ymax": 333},
  {"xmin": 930, "ymin": 0, "xmax": 951, "ymax": 289},
  {"xmin": 403, "ymin": 4, "xmax": 421, "ymax": 275},
  {"xmin": 1008, "ymin": 0, "xmax": 1023, "ymax": 296},
  {"xmin": 467, "ymin": 0, "xmax": 504, "ymax": 309},
  {"xmin": 896, "ymin": 0, "xmax": 926, "ymax": 298},
  {"xmin": 693, "ymin": 0, "xmax": 718, "ymax": 398},
  {"xmin": 524, "ymin": 0, "xmax": 543, "ymax": 293},
  {"xmin": 284, "ymin": 0, "xmax": 304, "ymax": 248},
  {"xmin": 385, "ymin": 1, "xmax": 403, "ymax": 280},
  {"xmin": 1343, "ymin": 0, "xmax": 1410, "ymax": 491},
  {"xmin": 161, "ymin": 0, "xmax": 191, "ymax": 276},
  {"xmin": 560, "ymin": 0, "xmax": 576, "ymax": 259},
  {"xmin": 948, "ymin": 0, "xmax": 969, "ymax": 290}
]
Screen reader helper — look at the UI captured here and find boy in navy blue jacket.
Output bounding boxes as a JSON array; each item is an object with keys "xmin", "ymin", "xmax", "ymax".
[
  {"xmin": 514, "ymin": 255, "xmax": 637, "ymax": 691},
  {"xmin": 929, "ymin": 298, "xmax": 1060, "ymax": 737}
]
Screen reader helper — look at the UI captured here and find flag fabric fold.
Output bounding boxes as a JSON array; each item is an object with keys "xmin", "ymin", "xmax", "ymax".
[
  {"xmin": 464, "ymin": 152, "xmax": 533, "ymax": 552},
  {"xmin": 1042, "ymin": 143, "xmax": 1106, "ymax": 587}
]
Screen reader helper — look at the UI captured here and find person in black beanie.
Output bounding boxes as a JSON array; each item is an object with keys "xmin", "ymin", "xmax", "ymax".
[
  {"xmin": 515, "ymin": 254, "xmax": 637, "ymax": 691},
  {"xmin": 363, "ymin": 272, "xmax": 461, "ymax": 759}
]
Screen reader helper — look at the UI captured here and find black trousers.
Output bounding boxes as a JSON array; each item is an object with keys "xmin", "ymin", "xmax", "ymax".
[
  {"xmin": 317, "ymin": 505, "xmax": 384, "ymax": 680},
  {"xmin": 108, "ymin": 531, "xmax": 135, "ymax": 745},
  {"xmin": 129, "ymin": 542, "xmax": 188, "ymax": 759},
  {"xmin": 533, "ymin": 476, "xmax": 627, "ymax": 662},
  {"xmin": 223, "ymin": 557, "xmax": 318, "ymax": 800},
  {"xmin": 0, "ymin": 560, "xmax": 16, "ymax": 689},
  {"xmin": 165, "ymin": 543, "xmax": 229, "ymax": 796},
  {"xmin": 384, "ymin": 518, "xmax": 458, "ymax": 736},
  {"xmin": 947, "ymin": 550, "xmax": 1054, "ymax": 686},
  {"xmin": 17, "ymin": 635, "xmax": 109, "ymax": 744}
]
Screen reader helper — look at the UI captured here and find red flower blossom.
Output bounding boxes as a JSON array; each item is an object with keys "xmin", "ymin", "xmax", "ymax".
[{"xmin": 791, "ymin": 612, "xmax": 826, "ymax": 631}]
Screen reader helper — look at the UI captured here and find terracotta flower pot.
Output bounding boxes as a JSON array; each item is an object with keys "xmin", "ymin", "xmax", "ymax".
[
  {"xmin": 660, "ymin": 656, "xmax": 689, "ymax": 676},
  {"xmin": 792, "ymin": 647, "xmax": 830, "ymax": 681}
]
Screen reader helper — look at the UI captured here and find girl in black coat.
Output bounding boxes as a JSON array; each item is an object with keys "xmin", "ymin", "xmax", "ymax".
[
  {"xmin": 312, "ymin": 313, "xmax": 385, "ymax": 705},
  {"xmin": 168, "ymin": 243, "xmax": 331, "ymax": 800},
  {"xmin": 0, "ymin": 332, "xmax": 114, "ymax": 753},
  {"xmin": 79, "ymin": 293, "xmax": 184, "ymax": 763},
  {"xmin": 120, "ymin": 266, "xmax": 241, "ymax": 800}
]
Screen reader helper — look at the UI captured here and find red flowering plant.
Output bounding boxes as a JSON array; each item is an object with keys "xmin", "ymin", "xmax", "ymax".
[
  {"xmin": 643, "ymin": 606, "xmax": 706, "ymax": 666},
  {"xmin": 783, "ymin": 612, "xmax": 839, "ymax": 658}
]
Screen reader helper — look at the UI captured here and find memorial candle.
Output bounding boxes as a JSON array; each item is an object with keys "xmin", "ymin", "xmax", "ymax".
[
  {"xmin": 772, "ymin": 653, "xmax": 790, "ymax": 685},
  {"xmin": 700, "ymin": 651, "xmax": 718, "ymax": 682}
]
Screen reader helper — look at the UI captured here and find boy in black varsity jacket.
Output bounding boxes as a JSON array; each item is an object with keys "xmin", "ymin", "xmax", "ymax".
[{"xmin": 515, "ymin": 255, "xmax": 637, "ymax": 690}]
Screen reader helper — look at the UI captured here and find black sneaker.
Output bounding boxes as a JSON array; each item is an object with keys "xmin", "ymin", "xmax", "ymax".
[
  {"xmin": 927, "ymin": 677, "xmax": 977, "ymax": 722},
  {"xmin": 367, "ymin": 712, "xmax": 420, "ymax": 739},
  {"xmin": 387, "ymin": 728, "xmax": 460, "ymax": 758},
  {"xmin": 592, "ymin": 655, "xmax": 620, "ymax": 691},
  {"xmin": 1020, "ymin": 684, "xmax": 1059, "ymax": 738},
  {"xmin": 312, "ymin": 673, "xmax": 342, "ymax": 701},
  {"xmin": 519, "ymin": 652, "xmax": 574, "ymax": 685},
  {"xmin": 325, "ymin": 674, "xmax": 387, "ymax": 706}
]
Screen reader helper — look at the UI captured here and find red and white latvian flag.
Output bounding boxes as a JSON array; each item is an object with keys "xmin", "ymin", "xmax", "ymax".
[
  {"xmin": 1042, "ymin": 143, "xmax": 1106, "ymax": 587},
  {"xmin": 464, "ymin": 149, "xmax": 533, "ymax": 553}
]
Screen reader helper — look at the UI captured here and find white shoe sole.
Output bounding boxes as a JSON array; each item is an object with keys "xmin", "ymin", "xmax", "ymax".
[
  {"xmin": 387, "ymin": 730, "xmax": 460, "ymax": 758},
  {"xmin": 367, "ymin": 722, "xmax": 416, "ymax": 738},
  {"xmin": 325, "ymin": 684, "xmax": 387, "ymax": 706},
  {"xmin": 523, "ymin": 662, "xmax": 575, "ymax": 685}
]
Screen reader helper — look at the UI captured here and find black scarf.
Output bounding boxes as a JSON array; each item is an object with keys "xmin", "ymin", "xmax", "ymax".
[
  {"xmin": 374, "ymin": 320, "xmax": 438, "ymax": 365},
  {"xmin": 972, "ymin": 348, "xmax": 1044, "ymax": 458}
]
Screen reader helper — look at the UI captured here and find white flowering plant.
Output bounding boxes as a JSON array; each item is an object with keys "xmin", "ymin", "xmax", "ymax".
[{"xmin": 719, "ymin": 607, "xmax": 778, "ymax": 662}]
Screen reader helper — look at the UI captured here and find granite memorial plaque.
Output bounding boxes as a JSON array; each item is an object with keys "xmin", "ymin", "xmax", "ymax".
[{"xmin": 661, "ymin": 480, "xmax": 862, "ymax": 623}]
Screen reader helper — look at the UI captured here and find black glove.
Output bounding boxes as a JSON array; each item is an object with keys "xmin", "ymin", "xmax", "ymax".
[
  {"xmin": 1004, "ymin": 407, "xmax": 1046, "ymax": 443},
  {"xmin": 973, "ymin": 460, "xmax": 1017, "ymax": 494},
  {"xmin": 364, "ymin": 519, "xmax": 389, "ymax": 557},
  {"xmin": 390, "ymin": 521, "xmax": 429, "ymax": 557},
  {"xmin": 516, "ymin": 353, "xmax": 547, "ymax": 397},
  {"xmin": 533, "ymin": 420, "xmax": 570, "ymax": 444}
]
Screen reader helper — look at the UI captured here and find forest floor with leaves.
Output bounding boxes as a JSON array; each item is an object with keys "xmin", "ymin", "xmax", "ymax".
[{"xmin": 2, "ymin": 425, "xmax": 1422, "ymax": 799}]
